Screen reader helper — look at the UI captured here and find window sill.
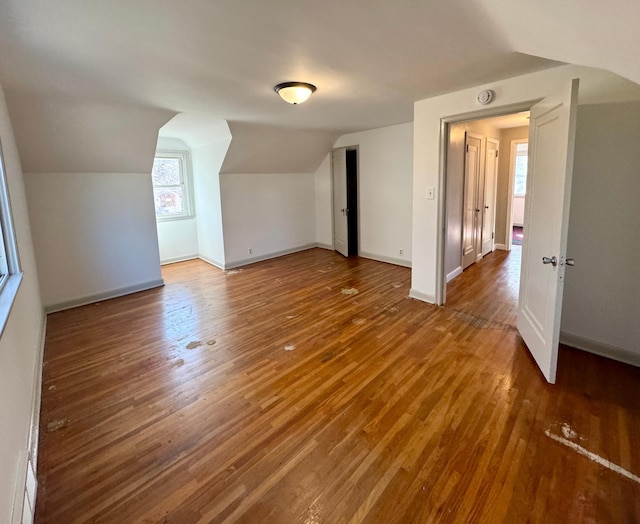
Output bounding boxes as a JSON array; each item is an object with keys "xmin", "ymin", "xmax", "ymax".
[
  {"xmin": 0, "ymin": 272, "xmax": 23, "ymax": 338},
  {"xmin": 156, "ymin": 215, "xmax": 196, "ymax": 223}
]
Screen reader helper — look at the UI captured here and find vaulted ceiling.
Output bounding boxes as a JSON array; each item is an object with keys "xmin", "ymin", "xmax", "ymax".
[{"xmin": 0, "ymin": 0, "xmax": 638, "ymax": 173}]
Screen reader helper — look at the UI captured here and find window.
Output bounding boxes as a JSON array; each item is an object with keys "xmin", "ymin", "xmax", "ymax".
[
  {"xmin": 151, "ymin": 151, "xmax": 194, "ymax": 220},
  {"xmin": 0, "ymin": 137, "xmax": 23, "ymax": 336},
  {"xmin": 513, "ymin": 142, "xmax": 528, "ymax": 196}
]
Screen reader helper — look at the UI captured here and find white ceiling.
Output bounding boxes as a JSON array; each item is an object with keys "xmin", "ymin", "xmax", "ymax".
[
  {"xmin": 0, "ymin": 0, "xmax": 561, "ymax": 135},
  {"xmin": 1, "ymin": 0, "xmax": 639, "ymax": 173}
]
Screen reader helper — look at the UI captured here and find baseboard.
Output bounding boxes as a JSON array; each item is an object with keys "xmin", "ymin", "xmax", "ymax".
[
  {"xmin": 160, "ymin": 254, "xmax": 199, "ymax": 265},
  {"xmin": 495, "ymin": 243, "xmax": 508, "ymax": 251},
  {"xmin": 359, "ymin": 251, "xmax": 411, "ymax": 268},
  {"xmin": 29, "ymin": 313, "xmax": 47, "ymax": 470},
  {"xmin": 44, "ymin": 279, "xmax": 165, "ymax": 313},
  {"xmin": 314, "ymin": 242, "xmax": 333, "ymax": 250},
  {"xmin": 198, "ymin": 255, "xmax": 225, "ymax": 270},
  {"xmin": 409, "ymin": 288, "xmax": 436, "ymax": 304},
  {"xmin": 224, "ymin": 243, "xmax": 318, "ymax": 270},
  {"xmin": 560, "ymin": 331, "xmax": 640, "ymax": 368},
  {"xmin": 12, "ymin": 312, "xmax": 47, "ymax": 524},
  {"xmin": 446, "ymin": 266, "xmax": 462, "ymax": 283}
]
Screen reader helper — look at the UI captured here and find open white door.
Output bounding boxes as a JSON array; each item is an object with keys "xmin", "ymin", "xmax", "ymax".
[
  {"xmin": 517, "ymin": 78, "xmax": 579, "ymax": 384},
  {"xmin": 332, "ymin": 148, "xmax": 348, "ymax": 257}
]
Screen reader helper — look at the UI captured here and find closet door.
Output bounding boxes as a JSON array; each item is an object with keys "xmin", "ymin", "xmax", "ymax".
[
  {"xmin": 462, "ymin": 133, "xmax": 482, "ymax": 269},
  {"xmin": 482, "ymin": 138, "xmax": 499, "ymax": 256}
]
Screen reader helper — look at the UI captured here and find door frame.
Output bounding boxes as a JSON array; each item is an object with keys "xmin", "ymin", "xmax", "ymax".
[
  {"xmin": 436, "ymin": 101, "xmax": 539, "ymax": 305},
  {"xmin": 331, "ymin": 145, "xmax": 360, "ymax": 255},
  {"xmin": 505, "ymin": 138, "xmax": 529, "ymax": 252}
]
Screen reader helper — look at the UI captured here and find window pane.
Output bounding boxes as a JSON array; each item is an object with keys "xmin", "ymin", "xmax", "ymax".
[
  {"xmin": 152, "ymin": 158, "xmax": 181, "ymax": 185},
  {"xmin": 514, "ymin": 154, "xmax": 528, "ymax": 195},
  {"xmin": 154, "ymin": 186, "xmax": 184, "ymax": 216}
]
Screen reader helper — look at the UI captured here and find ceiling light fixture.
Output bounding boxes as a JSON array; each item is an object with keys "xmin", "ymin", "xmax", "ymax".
[{"xmin": 274, "ymin": 82, "xmax": 317, "ymax": 105}]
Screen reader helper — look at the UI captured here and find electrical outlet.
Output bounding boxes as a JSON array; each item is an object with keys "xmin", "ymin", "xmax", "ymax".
[
  {"xmin": 248, "ymin": 248, "xmax": 253, "ymax": 255},
  {"xmin": 399, "ymin": 248, "xmax": 404, "ymax": 256}
]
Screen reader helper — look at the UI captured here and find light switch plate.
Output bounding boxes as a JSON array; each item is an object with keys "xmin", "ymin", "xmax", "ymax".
[{"xmin": 426, "ymin": 187, "xmax": 435, "ymax": 200}]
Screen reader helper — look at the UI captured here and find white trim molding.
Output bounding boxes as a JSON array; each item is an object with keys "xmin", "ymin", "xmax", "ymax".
[
  {"xmin": 45, "ymin": 279, "xmax": 165, "ymax": 313},
  {"xmin": 224, "ymin": 244, "xmax": 318, "ymax": 270},
  {"xmin": 12, "ymin": 312, "xmax": 47, "ymax": 524},
  {"xmin": 409, "ymin": 288, "xmax": 436, "ymax": 304},
  {"xmin": 160, "ymin": 254, "xmax": 199, "ymax": 265},
  {"xmin": 359, "ymin": 251, "xmax": 412, "ymax": 268},
  {"xmin": 446, "ymin": 266, "xmax": 463, "ymax": 283},
  {"xmin": 198, "ymin": 255, "xmax": 225, "ymax": 270},
  {"xmin": 560, "ymin": 331, "xmax": 640, "ymax": 368}
]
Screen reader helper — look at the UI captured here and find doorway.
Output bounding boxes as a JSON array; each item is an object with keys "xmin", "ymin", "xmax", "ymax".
[
  {"xmin": 443, "ymin": 110, "xmax": 530, "ymax": 306},
  {"xmin": 332, "ymin": 147, "xmax": 359, "ymax": 257}
]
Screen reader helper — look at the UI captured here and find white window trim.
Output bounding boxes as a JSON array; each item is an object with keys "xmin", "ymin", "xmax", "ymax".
[
  {"xmin": 0, "ymin": 136, "xmax": 23, "ymax": 337},
  {"xmin": 153, "ymin": 150, "xmax": 195, "ymax": 222}
]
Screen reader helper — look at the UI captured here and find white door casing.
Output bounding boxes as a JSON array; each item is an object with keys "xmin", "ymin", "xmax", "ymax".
[
  {"xmin": 462, "ymin": 133, "xmax": 482, "ymax": 269},
  {"xmin": 517, "ymin": 79, "xmax": 579, "ymax": 384},
  {"xmin": 332, "ymin": 148, "xmax": 348, "ymax": 257},
  {"xmin": 482, "ymin": 138, "xmax": 499, "ymax": 256}
]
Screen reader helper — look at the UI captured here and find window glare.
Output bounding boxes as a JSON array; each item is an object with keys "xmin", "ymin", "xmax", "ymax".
[
  {"xmin": 514, "ymin": 142, "xmax": 528, "ymax": 196},
  {"xmin": 154, "ymin": 187, "xmax": 184, "ymax": 216},
  {"xmin": 152, "ymin": 158, "xmax": 181, "ymax": 186},
  {"xmin": 151, "ymin": 151, "xmax": 193, "ymax": 220}
]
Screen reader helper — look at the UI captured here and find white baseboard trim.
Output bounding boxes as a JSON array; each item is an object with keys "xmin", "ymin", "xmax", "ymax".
[
  {"xmin": 495, "ymin": 243, "xmax": 508, "ymax": 251},
  {"xmin": 29, "ymin": 313, "xmax": 47, "ymax": 470},
  {"xmin": 12, "ymin": 312, "xmax": 47, "ymax": 524},
  {"xmin": 198, "ymin": 255, "xmax": 225, "ymax": 270},
  {"xmin": 446, "ymin": 266, "xmax": 463, "ymax": 283},
  {"xmin": 224, "ymin": 243, "xmax": 318, "ymax": 270},
  {"xmin": 409, "ymin": 288, "xmax": 436, "ymax": 304},
  {"xmin": 359, "ymin": 251, "xmax": 412, "ymax": 268},
  {"xmin": 44, "ymin": 279, "xmax": 165, "ymax": 314},
  {"xmin": 560, "ymin": 331, "xmax": 640, "ymax": 368},
  {"xmin": 160, "ymin": 254, "xmax": 199, "ymax": 265},
  {"xmin": 314, "ymin": 242, "xmax": 333, "ymax": 250}
]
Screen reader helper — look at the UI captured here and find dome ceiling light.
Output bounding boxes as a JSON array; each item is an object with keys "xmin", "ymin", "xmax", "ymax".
[{"xmin": 274, "ymin": 82, "xmax": 317, "ymax": 104}]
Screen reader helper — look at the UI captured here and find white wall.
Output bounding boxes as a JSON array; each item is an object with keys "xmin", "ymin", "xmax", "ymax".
[
  {"xmin": 192, "ymin": 140, "xmax": 230, "ymax": 268},
  {"xmin": 6, "ymin": 91, "xmax": 173, "ymax": 174},
  {"xmin": 334, "ymin": 122, "xmax": 413, "ymax": 267},
  {"xmin": 314, "ymin": 153, "xmax": 332, "ymax": 248},
  {"xmin": 411, "ymin": 64, "xmax": 640, "ymax": 302},
  {"xmin": 0, "ymin": 85, "xmax": 45, "ymax": 523},
  {"xmin": 25, "ymin": 172, "xmax": 163, "ymax": 310},
  {"xmin": 560, "ymin": 101, "xmax": 640, "ymax": 363},
  {"xmin": 222, "ymin": 122, "xmax": 337, "ymax": 174},
  {"xmin": 220, "ymin": 173, "xmax": 315, "ymax": 267},
  {"xmin": 156, "ymin": 218, "xmax": 199, "ymax": 265},
  {"xmin": 155, "ymin": 138, "xmax": 199, "ymax": 264}
]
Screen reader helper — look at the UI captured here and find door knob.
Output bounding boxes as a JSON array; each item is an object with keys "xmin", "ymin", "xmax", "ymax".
[{"xmin": 542, "ymin": 256, "xmax": 557, "ymax": 266}]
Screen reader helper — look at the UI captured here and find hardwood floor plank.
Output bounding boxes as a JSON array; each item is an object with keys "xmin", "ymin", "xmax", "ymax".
[{"xmin": 35, "ymin": 248, "xmax": 640, "ymax": 523}]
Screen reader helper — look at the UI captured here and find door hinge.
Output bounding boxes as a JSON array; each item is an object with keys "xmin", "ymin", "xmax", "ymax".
[
  {"xmin": 492, "ymin": 232, "xmax": 494, "ymax": 239},
  {"xmin": 466, "ymin": 144, "xmax": 469, "ymax": 153},
  {"xmin": 496, "ymin": 150, "xmax": 499, "ymax": 157}
]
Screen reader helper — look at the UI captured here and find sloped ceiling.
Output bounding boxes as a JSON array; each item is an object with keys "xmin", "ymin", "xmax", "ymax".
[{"xmin": 0, "ymin": 0, "xmax": 638, "ymax": 173}]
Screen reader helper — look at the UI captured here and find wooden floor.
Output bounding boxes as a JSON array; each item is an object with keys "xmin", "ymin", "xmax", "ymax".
[{"xmin": 35, "ymin": 248, "xmax": 640, "ymax": 523}]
